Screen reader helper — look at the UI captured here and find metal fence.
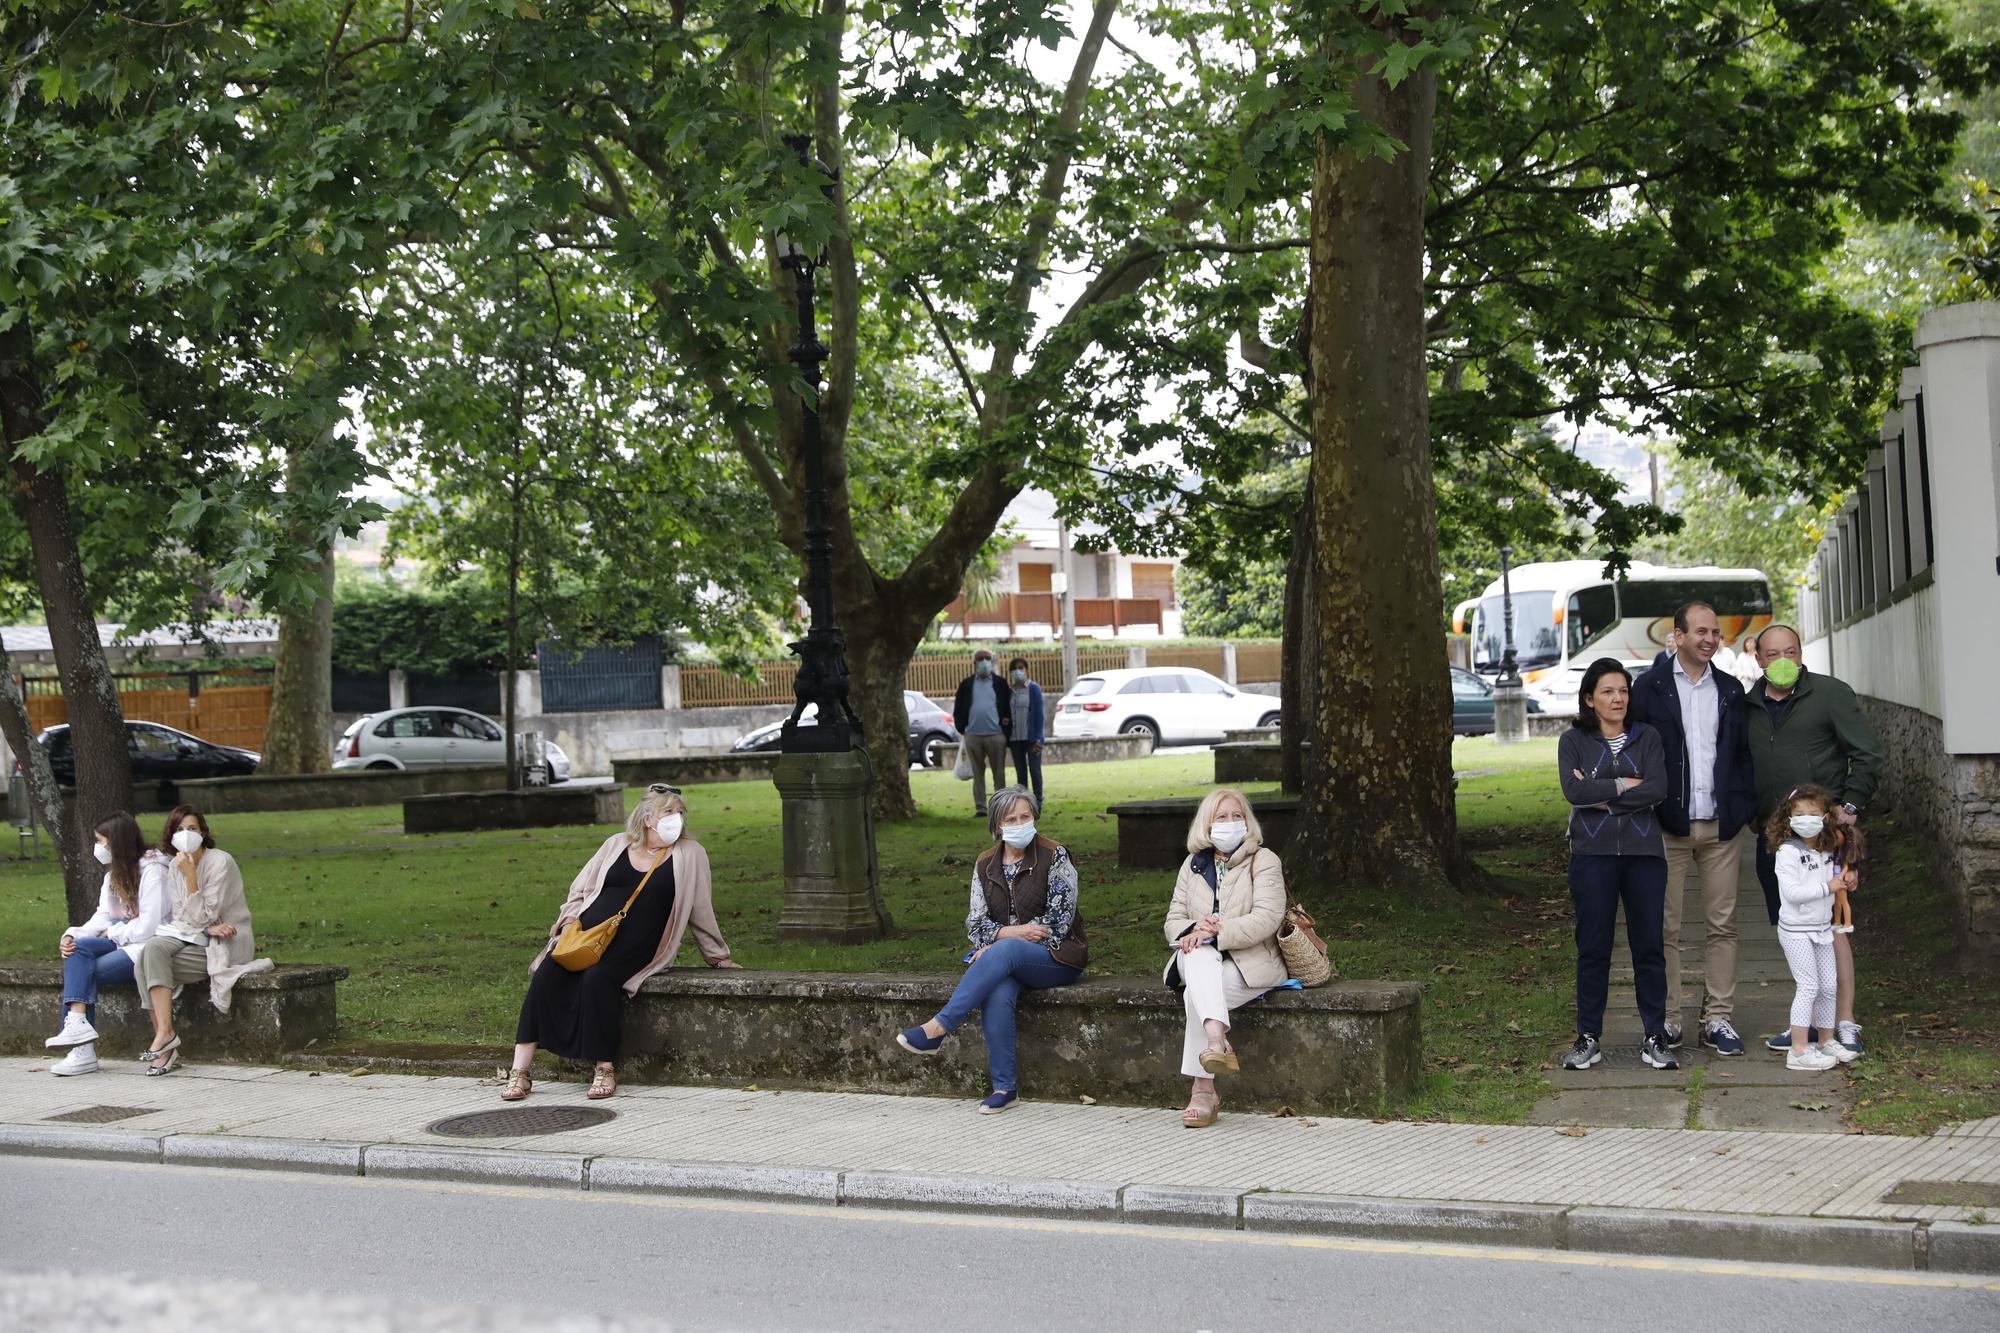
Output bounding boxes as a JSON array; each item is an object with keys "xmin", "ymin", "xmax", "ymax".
[{"xmin": 537, "ymin": 637, "xmax": 663, "ymax": 714}]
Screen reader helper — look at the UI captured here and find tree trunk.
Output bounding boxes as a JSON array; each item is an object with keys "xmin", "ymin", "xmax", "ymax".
[
  {"xmin": 0, "ymin": 638, "xmax": 79, "ymax": 901},
  {"xmin": 1289, "ymin": 32, "xmax": 1465, "ymax": 901},
  {"xmin": 841, "ymin": 600, "xmax": 930, "ymax": 822},
  {"xmin": 261, "ymin": 555, "xmax": 336, "ymax": 775},
  {"xmin": 1, "ymin": 324, "xmax": 135, "ymax": 920},
  {"xmin": 1279, "ymin": 472, "xmax": 1315, "ymax": 795}
]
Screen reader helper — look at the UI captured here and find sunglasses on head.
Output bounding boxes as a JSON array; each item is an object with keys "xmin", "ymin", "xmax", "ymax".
[{"xmin": 646, "ymin": 784, "xmax": 682, "ymax": 796}]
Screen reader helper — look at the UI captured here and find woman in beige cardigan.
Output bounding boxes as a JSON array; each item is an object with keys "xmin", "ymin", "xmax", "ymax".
[
  {"xmin": 134, "ymin": 806, "xmax": 271, "ymax": 1076},
  {"xmin": 1162, "ymin": 788, "xmax": 1287, "ymax": 1128},
  {"xmin": 506, "ymin": 784, "xmax": 739, "ymax": 1101}
]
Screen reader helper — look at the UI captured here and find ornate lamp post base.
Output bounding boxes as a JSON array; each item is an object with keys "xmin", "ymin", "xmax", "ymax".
[
  {"xmin": 775, "ymin": 750, "xmax": 891, "ymax": 943},
  {"xmin": 1492, "ymin": 681, "xmax": 1530, "ymax": 744}
]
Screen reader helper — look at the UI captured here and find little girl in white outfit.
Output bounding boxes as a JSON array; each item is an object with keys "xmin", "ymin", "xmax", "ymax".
[{"xmin": 1770, "ymin": 784, "xmax": 1860, "ymax": 1072}]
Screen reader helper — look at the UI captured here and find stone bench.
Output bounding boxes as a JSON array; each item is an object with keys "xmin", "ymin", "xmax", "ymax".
[
  {"xmin": 0, "ymin": 962, "xmax": 346, "ymax": 1061},
  {"xmin": 1222, "ymin": 726, "xmax": 1280, "ymax": 744},
  {"xmin": 936, "ymin": 734, "xmax": 1154, "ymax": 770},
  {"xmin": 403, "ymin": 784, "xmax": 624, "ymax": 833},
  {"xmin": 612, "ymin": 969, "xmax": 1420, "ymax": 1114},
  {"xmin": 1108, "ymin": 796, "xmax": 1300, "ymax": 870},
  {"xmin": 1214, "ymin": 741, "xmax": 1282, "ymax": 784},
  {"xmin": 176, "ymin": 765, "xmax": 512, "ymax": 814},
  {"xmin": 612, "ymin": 753, "xmax": 782, "ymax": 787}
]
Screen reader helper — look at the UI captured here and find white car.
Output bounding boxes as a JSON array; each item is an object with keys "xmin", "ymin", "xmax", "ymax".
[
  {"xmin": 1051, "ymin": 668, "xmax": 1281, "ymax": 749},
  {"xmin": 333, "ymin": 706, "xmax": 572, "ymax": 782}
]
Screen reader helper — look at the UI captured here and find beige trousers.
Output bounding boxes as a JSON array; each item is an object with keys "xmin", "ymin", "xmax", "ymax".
[
  {"xmin": 1662, "ymin": 821, "xmax": 1744, "ymax": 1024},
  {"xmin": 964, "ymin": 732, "xmax": 1008, "ymax": 814}
]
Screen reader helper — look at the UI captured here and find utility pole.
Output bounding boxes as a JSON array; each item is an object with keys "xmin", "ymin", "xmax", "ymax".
[{"xmin": 1057, "ymin": 514, "xmax": 1078, "ymax": 691}]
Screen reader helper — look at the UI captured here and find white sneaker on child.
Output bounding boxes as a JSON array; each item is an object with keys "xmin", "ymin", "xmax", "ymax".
[
  {"xmin": 46, "ymin": 1013, "xmax": 98, "ymax": 1048},
  {"xmin": 50, "ymin": 1043, "xmax": 99, "ymax": 1077},
  {"xmin": 1786, "ymin": 1046, "xmax": 1838, "ymax": 1072}
]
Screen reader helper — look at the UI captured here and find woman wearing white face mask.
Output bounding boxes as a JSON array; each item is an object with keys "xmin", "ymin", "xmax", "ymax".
[
  {"xmin": 506, "ymin": 784, "xmax": 740, "ymax": 1101},
  {"xmin": 133, "ymin": 806, "xmax": 271, "ymax": 1075},
  {"xmin": 45, "ymin": 812, "xmax": 170, "ymax": 1075},
  {"xmin": 895, "ymin": 786, "xmax": 1087, "ymax": 1113},
  {"xmin": 1163, "ymin": 788, "xmax": 1288, "ymax": 1128}
]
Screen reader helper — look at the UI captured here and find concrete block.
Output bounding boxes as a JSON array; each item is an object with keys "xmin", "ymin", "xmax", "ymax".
[
  {"xmin": 1122, "ymin": 1184, "xmax": 1244, "ymax": 1228},
  {"xmin": 175, "ymin": 766, "xmax": 510, "ymax": 814},
  {"xmin": 402, "ymin": 785, "xmax": 623, "ymax": 834},
  {"xmin": 1698, "ymin": 1082, "xmax": 1849, "ymax": 1132},
  {"xmin": 841, "ymin": 1171, "xmax": 1122, "ymax": 1218},
  {"xmin": 164, "ymin": 1134, "xmax": 363, "ymax": 1175},
  {"xmin": 1241, "ymin": 1192, "xmax": 1566, "ymax": 1248},
  {"xmin": 1213, "ymin": 743, "xmax": 1281, "ymax": 785},
  {"xmin": 1926, "ymin": 1221, "xmax": 2000, "ymax": 1274},
  {"xmin": 0, "ymin": 962, "xmax": 346, "ymax": 1061},
  {"xmin": 0, "ymin": 1124, "xmax": 162, "ymax": 1162},
  {"xmin": 1527, "ymin": 1088, "xmax": 1687, "ymax": 1129},
  {"xmin": 1111, "ymin": 797, "xmax": 1298, "ymax": 869},
  {"xmin": 587, "ymin": 1157, "xmax": 838, "ymax": 1204},
  {"xmin": 362, "ymin": 1144, "xmax": 586, "ymax": 1189},
  {"xmin": 1567, "ymin": 1207, "xmax": 1917, "ymax": 1270},
  {"xmin": 612, "ymin": 754, "xmax": 782, "ymax": 787}
]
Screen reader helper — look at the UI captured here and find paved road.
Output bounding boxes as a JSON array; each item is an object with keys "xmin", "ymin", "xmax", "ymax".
[{"xmin": 4, "ymin": 1159, "xmax": 1995, "ymax": 1332}]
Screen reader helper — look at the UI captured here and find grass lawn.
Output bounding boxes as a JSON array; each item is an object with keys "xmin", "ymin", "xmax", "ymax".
[{"xmin": 4, "ymin": 737, "xmax": 1991, "ymax": 1130}]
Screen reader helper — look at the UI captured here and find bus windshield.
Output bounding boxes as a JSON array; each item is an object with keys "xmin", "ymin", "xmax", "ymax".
[{"xmin": 1472, "ymin": 593, "xmax": 1561, "ymax": 671}]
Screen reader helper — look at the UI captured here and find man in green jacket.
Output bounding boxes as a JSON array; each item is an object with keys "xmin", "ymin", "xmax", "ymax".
[{"xmin": 1743, "ymin": 624, "xmax": 1885, "ymax": 1056}]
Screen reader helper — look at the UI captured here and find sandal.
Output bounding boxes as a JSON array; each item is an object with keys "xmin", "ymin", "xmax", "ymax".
[
  {"xmin": 139, "ymin": 1034, "xmax": 179, "ymax": 1064},
  {"xmin": 500, "ymin": 1069, "xmax": 534, "ymax": 1102},
  {"xmin": 1182, "ymin": 1087, "xmax": 1219, "ymax": 1129},
  {"xmin": 146, "ymin": 1046, "xmax": 180, "ymax": 1077},
  {"xmin": 1198, "ymin": 1043, "xmax": 1240, "ymax": 1076},
  {"xmin": 587, "ymin": 1067, "xmax": 617, "ymax": 1100}
]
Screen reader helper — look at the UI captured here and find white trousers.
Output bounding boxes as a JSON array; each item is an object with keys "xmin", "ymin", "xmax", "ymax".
[
  {"xmin": 1179, "ymin": 947, "xmax": 1264, "ymax": 1078},
  {"xmin": 1778, "ymin": 929, "xmax": 1837, "ymax": 1031}
]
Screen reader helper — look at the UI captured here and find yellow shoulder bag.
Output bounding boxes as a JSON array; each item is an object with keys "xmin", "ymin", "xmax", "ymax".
[{"xmin": 549, "ymin": 852, "xmax": 664, "ymax": 972}]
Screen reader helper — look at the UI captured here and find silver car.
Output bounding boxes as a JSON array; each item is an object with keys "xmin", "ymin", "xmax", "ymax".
[{"xmin": 333, "ymin": 707, "xmax": 572, "ymax": 782}]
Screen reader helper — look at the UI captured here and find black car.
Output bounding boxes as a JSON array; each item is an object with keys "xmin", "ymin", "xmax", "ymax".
[
  {"xmin": 732, "ymin": 691, "xmax": 960, "ymax": 768},
  {"xmin": 1450, "ymin": 667, "xmax": 1544, "ymax": 736},
  {"xmin": 32, "ymin": 721, "xmax": 261, "ymax": 796}
]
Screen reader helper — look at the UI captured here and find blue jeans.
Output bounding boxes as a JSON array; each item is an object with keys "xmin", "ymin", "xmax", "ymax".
[
  {"xmin": 935, "ymin": 937, "xmax": 1082, "ymax": 1093},
  {"xmin": 1568, "ymin": 854, "xmax": 1668, "ymax": 1041},
  {"xmin": 62, "ymin": 936, "xmax": 135, "ymax": 1026},
  {"xmin": 1009, "ymin": 741, "xmax": 1044, "ymax": 806}
]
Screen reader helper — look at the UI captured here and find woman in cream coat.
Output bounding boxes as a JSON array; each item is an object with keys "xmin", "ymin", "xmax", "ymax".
[
  {"xmin": 1162, "ymin": 788, "xmax": 1287, "ymax": 1128},
  {"xmin": 506, "ymin": 784, "xmax": 740, "ymax": 1101}
]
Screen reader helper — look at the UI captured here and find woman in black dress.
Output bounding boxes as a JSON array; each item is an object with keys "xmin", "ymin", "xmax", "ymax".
[{"xmin": 505, "ymin": 784, "xmax": 739, "ymax": 1100}]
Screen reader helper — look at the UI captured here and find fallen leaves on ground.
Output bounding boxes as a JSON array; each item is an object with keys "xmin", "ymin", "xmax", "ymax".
[
  {"xmin": 1556, "ymin": 1125, "xmax": 1588, "ymax": 1138},
  {"xmin": 1790, "ymin": 1099, "xmax": 1834, "ymax": 1112}
]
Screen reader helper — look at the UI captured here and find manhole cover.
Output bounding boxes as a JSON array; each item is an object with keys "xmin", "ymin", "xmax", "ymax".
[
  {"xmin": 44, "ymin": 1106, "xmax": 159, "ymax": 1124},
  {"xmin": 428, "ymin": 1106, "xmax": 618, "ymax": 1139},
  {"xmin": 1879, "ymin": 1180, "xmax": 2000, "ymax": 1208}
]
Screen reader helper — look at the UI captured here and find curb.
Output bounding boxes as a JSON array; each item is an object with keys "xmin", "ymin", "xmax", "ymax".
[{"xmin": 2, "ymin": 1126, "xmax": 1994, "ymax": 1274}]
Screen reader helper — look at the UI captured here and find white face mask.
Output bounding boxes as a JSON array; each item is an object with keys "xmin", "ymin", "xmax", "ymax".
[
  {"xmin": 1789, "ymin": 815, "xmax": 1825, "ymax": 840},
  {"xmin": 92, "ymin": 842, "xmax": 114, "ymax": 866},
  {"xmin": 172, "ymin": 829, "xmax": 204, "ymax": 855},
  {"xmin": 655, "ymin": 813, "xmax": 684, "ymax": 846},
  {"xmin": 1000, "ymin": 821, "xmax": 1037, "ymax": 848},
  {"xmin": 1211, "ymin": 819, "xmax": 1248, "ymax": 854}
]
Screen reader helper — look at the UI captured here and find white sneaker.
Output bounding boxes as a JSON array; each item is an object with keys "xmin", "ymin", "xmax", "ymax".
[
  {"xmin": 50, "ymin": 1044, "xmax": 99, "ymax": 1077},
  {"xmin": 1786, "ymin": 1046, "xmax": 1838, "ymax": 1072},
  {"xmin": 1820, "ymin": 1039, "xmax": 1859, "ymax": 1064},
  {"xmin": 46, "ymin": 1013, "xmax": 98, "ymax": 1048}
]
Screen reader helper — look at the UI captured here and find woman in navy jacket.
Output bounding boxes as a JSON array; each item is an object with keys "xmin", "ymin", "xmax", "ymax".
[{"xmin": 1005, "ymin": 657, "xmax": 1046, "ymax": 806}]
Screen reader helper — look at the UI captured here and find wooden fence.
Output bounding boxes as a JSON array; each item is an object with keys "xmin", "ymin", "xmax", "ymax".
[
  {"xmin": 940, "ymin": 594, "xmax": 1164, "ymax": 636},
  {"xmin": 21, "ymin": 673, "xmax": 274, "ymax": 751},
  {"xmin": 1235, "ymin": 641, "xmax": 1281, "ymax": 683}
]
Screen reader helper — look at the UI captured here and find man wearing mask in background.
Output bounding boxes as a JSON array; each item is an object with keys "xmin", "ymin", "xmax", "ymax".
[
  {"xmin": 953, "ymin": 649, "xmax": 1012, "ymax": 818},
  {"xmin": 1743, "ymin": 624, "xmax": 1884, "ymax": 1057}
]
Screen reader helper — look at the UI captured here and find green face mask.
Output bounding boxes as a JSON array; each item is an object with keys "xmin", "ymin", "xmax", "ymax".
[{"xmin": 1764, "ymin": 658, "xmax": 1801, "ymax": 689}]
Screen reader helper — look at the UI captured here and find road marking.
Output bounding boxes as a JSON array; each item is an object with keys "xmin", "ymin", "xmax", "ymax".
[{"xmin": 67, "ymin": 1157, "xmax": 1995, "ymax": 1293}]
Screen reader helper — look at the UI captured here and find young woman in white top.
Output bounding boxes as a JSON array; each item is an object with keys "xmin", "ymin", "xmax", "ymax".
[{"xmin": 47, "ymin": 812, "xmax": 170, "ymax": 1076}]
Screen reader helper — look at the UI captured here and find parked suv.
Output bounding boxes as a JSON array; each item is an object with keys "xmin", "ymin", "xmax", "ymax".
[
  {"xmin": 333, "ymin": 706, "xmax": 572, "ymax": 782},
  {"xmin": 1050, "ymin": 668, "xmax": 1280, "ymax": 750}
]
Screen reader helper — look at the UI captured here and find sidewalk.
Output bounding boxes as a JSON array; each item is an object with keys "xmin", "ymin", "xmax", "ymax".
[{"xmin": 4, "ymin": 1055, "xmax": 1997, "ymax": 1274}]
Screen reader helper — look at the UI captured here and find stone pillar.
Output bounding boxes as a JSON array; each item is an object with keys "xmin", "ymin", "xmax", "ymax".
[
  {"xmin": 775, "ymin": 750, "xmax": 892, "ymax": 943},
  {"xmin": 387, "ymin": 669, "xmax": 409, "ymax": 710},
  {"xmin": 1126, "ymin": 646, "xmax": 1147, "ymax": 668},
  {"xmin": 661, "ymin": 665, "xmax": 682, "ymax": 712},
  {"xmin": 1492, "ymin": 681, "xmax": 1529, "ymax": 744},
  {"xmin": 1221, "ymin": 642, "xmax": 1238, "ymax": 685},
  {"xmin": 507, "ymin": 670, "xmax": 543, "ymax": 719}
]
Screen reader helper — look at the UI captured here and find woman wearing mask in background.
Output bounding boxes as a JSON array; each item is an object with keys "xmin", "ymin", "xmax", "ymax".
[
  {"xmin": 1005, "ymin": 657, "xmax": 1046, "ymax": 808},
  {"xmin": 895, "ymin": 786, "xmax": 1086, "ymax": 1113},
  {"xmin": 506, "ymin": 784, "xmax": 741, "ymax": 1102},
  {"xmin": 46, "ymin": 813, "xmax": 170, "ymax": 1076},
  {"xmin": 1162, "ymin": 789, "xmax": 1287, "ymax": 1128},
  {"xmin": 133, "ymin": 807, "xmax": 270, "ymax": 1076}
]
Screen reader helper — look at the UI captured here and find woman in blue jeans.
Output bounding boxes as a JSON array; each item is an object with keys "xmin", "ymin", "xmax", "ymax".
[
  {"xmin": 896, "ymin": 785, "xmax": 1087, "ymax": 1112},
  {"xmin": 46, "ymin": 812, "xmax": 169, "ymax": 1076},
  {"xmin": 1556, "ymin": 658, "xmax": 1675, "ymax": 1075}
]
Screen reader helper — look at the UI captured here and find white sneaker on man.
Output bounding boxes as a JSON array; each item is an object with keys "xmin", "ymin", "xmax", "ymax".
[
  {"xmin": 46, "ymin": 1013, "xmax": 98, "ymax": 1048},
  {"xmin": 1786, "ymin": 1045, "xmax": 1838, "ymax": 1072},
  {"xmin": 50, "ymin": 1044, "xmax": 99, "ymax": 1077},
  {"xmin": 1819, "ymin": 1039, "xmax": 1859, "ymax": 1064}
]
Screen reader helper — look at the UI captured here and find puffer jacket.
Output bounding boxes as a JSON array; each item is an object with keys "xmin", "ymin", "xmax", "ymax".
[{"xmin": 1162, "ymin": 840, "xmax": 1289, "ymax": 991}]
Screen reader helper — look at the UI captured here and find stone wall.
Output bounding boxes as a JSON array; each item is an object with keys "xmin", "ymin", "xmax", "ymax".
[
  {"xmin": 612, "ymin": 754, "xmax": 783, "ymax": 787},
  {"xmin": 936, "ymin": 734, "xmax": 1153, "ymax": 769},
  {"xmin": 616, "ymin": 969, "xmax": 1422, "ymax": 1114},
  {"xmin": 1111, "ymin": 797, "xmax": 1299, "ymax": 870},
  {"xmin": 0, "ymin": 962, "xmax": 346, "ymax": 1060},
  {"xmin": 176, "ymin": 765, "xmax": 511, "ymax": 814},
  {"xmin": 1857, "ymin": 697, "xmax": 2000, "ymax": 960},
  {"xmin": 403, "ymin": 785, "xmax": 625, "ymax": 834}
]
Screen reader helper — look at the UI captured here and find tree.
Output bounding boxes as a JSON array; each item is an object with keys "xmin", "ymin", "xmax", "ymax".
[
  {"xmin": 1177, "ymin": 559, "xmax": 1285, "ymax": 639},
  {"xmin": 1639, "ymin": 447, "xmax": 1821, "ymax": 625}
]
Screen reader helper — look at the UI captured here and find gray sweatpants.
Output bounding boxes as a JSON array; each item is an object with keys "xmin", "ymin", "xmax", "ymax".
[
  {"xmin": 964, "ymin": 732, "xmax": 1008, "ymax": 814},
  {"xmin": 135, "ymin": 937, "xmax": 208, "ymax": 1011}
]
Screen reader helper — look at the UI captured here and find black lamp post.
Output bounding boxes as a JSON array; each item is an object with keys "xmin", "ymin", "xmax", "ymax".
[
  {"xmin": 1496, "ymin": 543, "xmax": 1521, "ymax": 688},
  {"xmin": 777, "ymin": 134, "xmax": 862, "ymax": 756}
]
